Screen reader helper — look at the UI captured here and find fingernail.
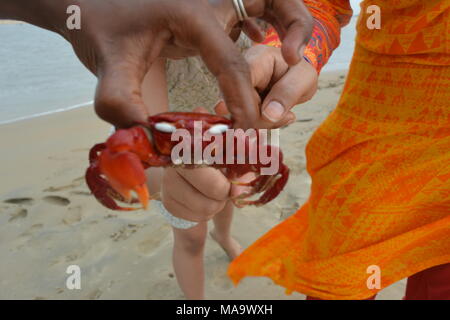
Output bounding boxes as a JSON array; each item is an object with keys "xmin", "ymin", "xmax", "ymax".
[{"xmin": 263, "ymin": 101, "xmax": 285, "ymax": 122}]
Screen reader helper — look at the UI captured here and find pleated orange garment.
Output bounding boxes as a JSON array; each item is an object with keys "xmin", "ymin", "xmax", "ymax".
[{"xmin": 228, "ymin": 0, "xmax": 450, "ymax": 300}]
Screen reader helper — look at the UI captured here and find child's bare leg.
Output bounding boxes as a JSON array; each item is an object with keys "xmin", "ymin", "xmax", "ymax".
[
  {"xmin": 141, "ymin": 58, "xmax": 169, "ymax": 115},
  {"xmin": 172, "ymin": 222, "xmax": 208, "ymax": 300},
  {"xmin": 140, "ymin": 57, "xmax": 167, "ymax": 200},
  {"xmin": 210, "ymin": 201, "xmax": 242, "ymax": 260},
  {"xmin": 141, "ymin": 59, "xmax": 225, "ymax": 300}
]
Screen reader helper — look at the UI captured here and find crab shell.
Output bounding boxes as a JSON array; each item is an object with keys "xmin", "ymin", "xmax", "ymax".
[{"xmin": 86, "ymin": 112, "xmax": 289, "ymax": 211}]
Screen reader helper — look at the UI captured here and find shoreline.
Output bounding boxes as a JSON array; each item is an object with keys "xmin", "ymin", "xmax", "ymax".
[
  {"xmin": 0, "ymin": 20, "xmax": 24, "ymax": 25},
  {"xmin": 0, "ymin": 101, "xmax": 94, "ymax": 126},
  {"xmin": 0, "ymin": 69, "xmax": 348, "ymax": 126}
]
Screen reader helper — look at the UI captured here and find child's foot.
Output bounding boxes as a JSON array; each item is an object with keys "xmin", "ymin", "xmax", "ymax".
[{"xmin": 210, "ymin": 229, "xmax": 243, "ymax": 261}]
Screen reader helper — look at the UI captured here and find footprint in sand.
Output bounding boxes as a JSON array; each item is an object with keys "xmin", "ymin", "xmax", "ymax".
[
  {"xmin": 87, "ymin": 288, "xmax": 103, "ymax": 300},
  {"xmin": 296, "ymin": 118, "xmax": 313, "ymax": 123},
  {"xmin": 71, "ymin": 148, "xmax": 90, "ymax": 153},
  {"xmin": 70, "ymin": 191, "xmax": 91, "ymax": 197},
  {"xmin": 278, "ymin": 193, "xmax": 301, "ymax": 220},
  {"xmin": 65, "ymin": 253, "xmax": 80, "ymax": 263},
  {"xmin": 3, "ymin": 198, "xmax": 34, "ymax": 206},
  {"xmin": 62, "ymin": 206, "xmax": 82, "ymax": 225},
  {"xmin": 20, "ymin": 223, "xmax": 44, "ymax": 237},
  {"xmin": 50, "ymin": 247, "xmax": 88, "ymax": 266},
  {"xmin": 137, "ymin": 225, "xmax": 171, "ymax": 255},
  {"xmin": 211, "ymin": 271, "xmax": 234, "ymax": 291},
  {"xmin": 44, "ymin": 176, "xmax": 85, "ymax": 192},
  {"xmin": 146, "ymin": 280, "xmax": 183, "ymax": 299},
  {"xmin": 43, "ymin": 195, "xmax": 70, "ymax": 206},
  {"xmin": 8, "ymin": 208, "xmax": 28, "ymax": 222},
  {"xmin": 287, "ymin": 161, "xmax": 306, "ymax": 176},
  {"xmin": 110, "ymin": 223, "xmax": 147, "ymax": 242},
  {"xmin": 104, "ymin": 214, "xmax": 118, "ymax": 219},
  {"xmin": 279, "ymin": 203, "xmax": 300, "ymax": 220},
  {"xmin": 49, "ymin": 254, "xmax": 75, "ymax": 266}
]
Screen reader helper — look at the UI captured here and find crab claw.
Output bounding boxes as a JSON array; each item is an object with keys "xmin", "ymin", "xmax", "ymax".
[
  {"xmin": 86, "ymin": 143, "xmax": 133, "ymax": 211},
  {"xmin": 85, "ymin": 127, "xmax": 155, "ymax": 211},
  {"xmin": 98, "ymin": 149, "xmax": 150, "ymax": 210}
]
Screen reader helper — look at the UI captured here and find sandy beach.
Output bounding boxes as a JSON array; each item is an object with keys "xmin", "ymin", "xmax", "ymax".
[
  {"xmin": 0, "ymin": 70, "xmax": 406, "ymax": 300},
  {"xmin": 0, "ymin": 20, "xmax": 23, "ymax": 24}
]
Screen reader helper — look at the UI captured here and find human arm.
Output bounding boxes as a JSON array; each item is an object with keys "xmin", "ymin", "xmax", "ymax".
[{"xmin": 1, "ymin": 0, "xmax": 314, "ymax": 129}]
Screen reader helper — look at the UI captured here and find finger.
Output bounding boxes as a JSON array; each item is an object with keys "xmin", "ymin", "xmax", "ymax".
[
  {"xmin": 262, "ymin": 72, "xmax": 305, "ymax": 123},
  {"xmin": 245, "ymin": 45, "xmax": 289, "ymax": 92},
  {"xmin": 270, "ymin": 0, "xmax": 313, "ymax": 65},
  {"xmin": 229, "ymin": 26, "xmax": 242, "ymax": 42},
  {"xmin": 229, "ymin": 20, "xmax": 264, "ymax": 44},
  {"xmin": 176, "ymin": 167, "xmax": 231, "ymax": 202},
  {"xmin": 192, "ymin": 106, "xmax": 209, "ymax": 114},
  {"xmin": 95, "ymin": 62, "xmax": 147, "ymax": 128},
  {"xmin": 212, "ymin": 99, "xmax": 295, "ymax": 127},
  {"xmin": 214, "ymin": 100, "xmax": 230, "ymax": 116},
  {"xmin": 241, "ymin": 19, "xmax": 265, "ymax": 43},
  {"xmin": 187, "ymin": 11, "xmax": 261, "ymax": 129},
  {"xmin": 255, "ymin": 0, "xmax": 313, "ymax": 65},
  {"xmin": 162, "ymin": 168, "xmax": 225, "ymax": 221},
  {"xmin": 261, "ymin": 64, "xmax": 317, "ymax": 123},
  {"xmin": 94, "ymin": 37, "xmax": 166, "ymax": 128},
  {"xmin": 281, "ymin": 111, "xmax": 297, "ymax": 127},
  {"xmin": 260, "ymin": 110, "xmax": 296, "ymax": 129}
]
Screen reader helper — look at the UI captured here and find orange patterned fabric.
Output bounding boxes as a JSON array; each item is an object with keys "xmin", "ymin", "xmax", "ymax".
[
  {"xmin": 262, "ymin": 0, "xmax": 353, "ymax": 72},
  {"xmin": 229, "ymin": 0, "xmax": 450, "ymax": 300},
  {"xmin": 263, "ymin": 0, "xmax": 450, "ymax": 72}
]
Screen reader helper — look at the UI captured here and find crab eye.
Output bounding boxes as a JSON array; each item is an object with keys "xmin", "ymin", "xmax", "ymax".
[
  {"xmin": 207, "ymin": 124, "xmax": 229, "ymax": 135},
  {"xmin": 154, "ymin": 122, "xmax": 177, "ymax": 133}
]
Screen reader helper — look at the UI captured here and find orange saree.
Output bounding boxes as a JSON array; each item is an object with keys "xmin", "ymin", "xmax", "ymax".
[{"xmin": 228, "ymin": 0, "xmax": 450, "ymax": 300}]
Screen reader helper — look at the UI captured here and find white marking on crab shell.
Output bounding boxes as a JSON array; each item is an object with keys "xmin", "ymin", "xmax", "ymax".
[
  {"xmin": 207, "ymin": 124, "xmax": 229, "ymax": 135},
  {"xmin": 172, "ymin": 158, "xmax": 183, "ymax": 166},
  {"xmin": 154, "ymin": 122, "xmax": 177, "ymax": 133},
  {"xmin": 203, "ymin": 158, "xmax": 214, "ymax": 165}
]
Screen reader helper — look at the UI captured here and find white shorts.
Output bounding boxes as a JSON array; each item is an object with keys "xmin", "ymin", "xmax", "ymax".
[{"xmin": 155, "ymin": 200, "xmax": 199, "ymax": 230}]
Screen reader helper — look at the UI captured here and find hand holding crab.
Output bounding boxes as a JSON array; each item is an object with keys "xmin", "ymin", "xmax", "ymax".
[{"xmin": 86, "ymin": 112, "xmax": 289, "ymax": 211}]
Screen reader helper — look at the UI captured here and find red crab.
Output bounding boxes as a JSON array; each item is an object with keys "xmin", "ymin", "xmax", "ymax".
[{"xmin": 85, "ymin": 112, "xmax": 289, "ymax": 211}]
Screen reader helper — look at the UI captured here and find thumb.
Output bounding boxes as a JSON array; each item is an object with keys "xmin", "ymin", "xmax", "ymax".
[
  {"xmin": 95, "ymin": 60, "xmax": 148, "ymax": 128},
  {"xmin": 94, "ymin": 37, "xmax": 165, "ymax": 128},
  {"xmin": 261, "ymin": 67, "xmax": 313, "ymax": 124},
  {"xmin": 272, "ymin": 0, "xmax": 313, "ymax": 65}
]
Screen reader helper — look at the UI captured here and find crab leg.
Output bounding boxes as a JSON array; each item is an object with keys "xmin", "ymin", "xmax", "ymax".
[{"xmin": 231, "ymin": 164, "xmax": 289, "ymax": 207}]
